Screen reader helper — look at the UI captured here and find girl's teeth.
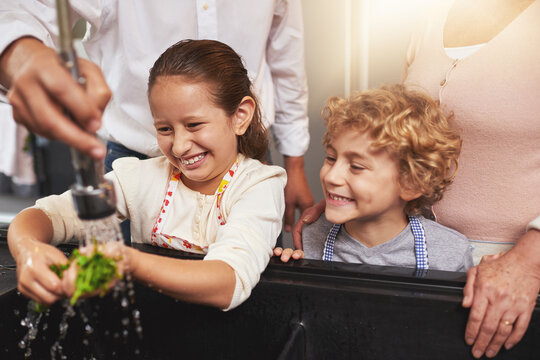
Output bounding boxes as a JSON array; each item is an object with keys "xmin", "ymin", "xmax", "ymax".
[{"xmin": 182, "ymin": 153, "xmax": 204, "ymax": 165}]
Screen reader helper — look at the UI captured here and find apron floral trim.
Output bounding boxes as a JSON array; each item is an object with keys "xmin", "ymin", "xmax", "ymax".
[{"xmin": 151, "ymin": 159, "xmax": 239, "ymax": 252}]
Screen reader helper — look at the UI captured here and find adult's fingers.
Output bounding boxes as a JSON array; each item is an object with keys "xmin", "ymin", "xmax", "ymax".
[
  {"xmin": 505, "ymin": 311, "xmax": 533, "ymax": 350},
  {"xmin": 471, "ymin": 299, "xmax": 512, "ymax": 358},
  {"xmin": 78, "ymin": 59, "xmax": 111, "ymax": 117},
  {"xmin": 12, "ymin": 82, "xmax": 105, "ymax": 158},
  {"xmin": 283, "ymin": 203, "xmax": 296, "ymax": 233},
  {"xmin": 484, "ymin": 311, "xmax": 520, "ymax": 358},
  {"xmin": 464, "ymin": 292, "xmax": 489, "ymax": 347},
  {"xmin": 462, "ymin": 266, "xmax": 478, "ymax": 308},
  {"xmin": 8, "ymin": 50, "xmax": 107, "ymax": 159},
  {"xmin": 292, "ymin": 217, "xmax": 306, "ymax": 251},
  {"xmin": 292, "ymin": 200, "xmax": 326, "ymax": 250}
]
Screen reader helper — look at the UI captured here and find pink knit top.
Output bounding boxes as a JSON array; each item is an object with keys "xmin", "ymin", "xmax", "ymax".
[{"xmin": 404, "ymin": 1, "xmax": 540, "ymax": 242}]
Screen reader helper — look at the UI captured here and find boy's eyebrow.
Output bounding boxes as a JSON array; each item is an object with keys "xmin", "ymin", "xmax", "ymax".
[{"xmin": 343, "ymin": 150, "xmax": 371, "ymax": 161}]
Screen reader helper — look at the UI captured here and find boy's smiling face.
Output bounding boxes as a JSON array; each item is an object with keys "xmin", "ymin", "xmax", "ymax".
[{"xmin": 320, "ymin": 130, "xmax": 411, "ymax": 232}]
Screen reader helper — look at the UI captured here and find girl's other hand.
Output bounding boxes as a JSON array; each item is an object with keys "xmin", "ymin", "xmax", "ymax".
[
  {"xmin": 62, "ymin": 242, "xmax": 126, "ymax": 300},
  {"xmin": 273, "ymin": 247, "xmax": 304, "ymax": 263}
]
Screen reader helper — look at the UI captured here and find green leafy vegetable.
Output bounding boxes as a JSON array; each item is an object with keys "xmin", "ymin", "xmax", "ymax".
[
  {"xmin": 69, "ymin": 247, "xmax": 122, "ymax": 305},
  {"xmin": 33, "ymin": 301, "xmax": 49, "ymax": 313},
  {"xmin": 47, "ymin": 244, "xmax": 122, "ymax": 306}
]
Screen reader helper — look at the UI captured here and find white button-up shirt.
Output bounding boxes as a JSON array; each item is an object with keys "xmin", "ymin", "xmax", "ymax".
[{"xmin": 0, "ymin": 0, "xmax": 309, "ymax": 157}]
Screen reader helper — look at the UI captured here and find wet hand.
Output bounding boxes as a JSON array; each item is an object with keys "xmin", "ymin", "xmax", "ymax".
[
  {"xmin": 15, "ymin": 240, "xmax": 69, "ymax": 306},
  {"xmin": 62, "ymin": 242, "xmax": 125, "ymax": 302}
]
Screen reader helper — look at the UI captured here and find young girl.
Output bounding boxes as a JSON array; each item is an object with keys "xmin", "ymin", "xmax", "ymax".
[
  {"xmin": 276, "ymin": 84, "xmax": 473, "ymax": 272},
  {"xmin": 8, "ymin": 39, "xmax": 286, "ymax": 310}
]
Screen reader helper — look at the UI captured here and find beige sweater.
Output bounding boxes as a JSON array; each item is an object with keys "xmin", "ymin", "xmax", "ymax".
[
  {"xmin": 404, "ymin": 1, "xmax": 540, "ymax": 242},
  {"xmin": 34, "ymin": 155, "xmax": 286, "ymax": 309}
]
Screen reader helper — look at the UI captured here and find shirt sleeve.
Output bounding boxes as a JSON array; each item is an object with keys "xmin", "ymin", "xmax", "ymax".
[
  {"xmin": 203, "ymin": 166, "xmax": 286, "ymax": 310},
  {"xmin": 265, "ymin": 0, "xmax": 310, "ymax": 157},
  {"xmin": 0, "ymin": 0, "xmax": 83, "ymax": 55},
  {"xmin": 32, "ymin": 190, "xmax": 83, "ymax": 246}
]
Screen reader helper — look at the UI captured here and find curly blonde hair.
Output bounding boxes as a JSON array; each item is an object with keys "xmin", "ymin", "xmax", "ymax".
[{"xmin": 322, "ymin": 84, "xmax": 461, "ymax": 215}]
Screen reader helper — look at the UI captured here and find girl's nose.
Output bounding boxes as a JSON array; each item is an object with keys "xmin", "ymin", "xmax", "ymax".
[{"xmin": 172, "ymin": 131, "xmax": 192, "ymax": 158}]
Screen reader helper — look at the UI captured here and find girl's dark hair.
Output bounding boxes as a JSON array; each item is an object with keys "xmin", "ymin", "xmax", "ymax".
[{"xmin": 148, "ymin": 39, "xmax": 268, "ymax": 161}]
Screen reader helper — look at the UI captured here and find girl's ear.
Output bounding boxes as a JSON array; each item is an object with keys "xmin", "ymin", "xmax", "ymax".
[{"xmin": 232, "ymin": 96, "xmax": 255, "ymax": 136}]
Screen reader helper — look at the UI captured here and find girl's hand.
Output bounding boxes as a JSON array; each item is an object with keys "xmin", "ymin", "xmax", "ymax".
[
  {"xmin": 273, "ymin": 247, "xmax": 304, "ymax": 263},
  {"xmin": 15, "ymin": 239, "xmax": 69, "ymax": 306},
  {"xmin": 62, "ymin": 242, "xmax": 126, "ymax": 301}
]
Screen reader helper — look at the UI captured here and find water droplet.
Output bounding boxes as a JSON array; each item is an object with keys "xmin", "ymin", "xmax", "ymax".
[
  {"xmin": 121, "ymin": 298, "xmax": 129, "ymax": 308},
  {"xmin": 121, "ymin": 317, "xmax": 129, "ymax": 326},
  {"xmin": 83, "ymin": 339, "xmax": 89, "ymax": 346},
  {"xmin": 18, "ymin": 340, "xmax": 26, "ymax": 349},
  {"xmin": 84, "ymin": 324, "xmax": 94, "ymax": 334},
  {"xmin": 132, "ymin": 309, "xmax": 140, "ymax": 319}
]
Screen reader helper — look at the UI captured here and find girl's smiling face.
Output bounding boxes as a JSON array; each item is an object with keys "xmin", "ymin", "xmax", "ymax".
[{"xmin": 149, "ymin": 76, "xmax": 247, "ymax": 195}]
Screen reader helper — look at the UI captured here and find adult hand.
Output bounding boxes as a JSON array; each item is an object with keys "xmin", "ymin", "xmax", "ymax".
[
  {"xmin": 14, "ymin": 238, "xmax": 69, "ymax": 306},
  {"xmin": 292, "ymin": 199, "xmax": 325, "ymax": 250},
  {"xmin": 283, "ymin": 155, "xmax": 314, "ymax": 232},
  {"xmin": 462, "ymin": 230, "xmax": 540, "ymax": 358},
  {"xmin": 0, "ymin": 37, "xmax": 111, "ymax": 159}
]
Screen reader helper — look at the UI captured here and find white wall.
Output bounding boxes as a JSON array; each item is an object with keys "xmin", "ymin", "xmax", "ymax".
[{"xmin": 275, "ymin": 0, "xmax": 434, "ymax": 246}]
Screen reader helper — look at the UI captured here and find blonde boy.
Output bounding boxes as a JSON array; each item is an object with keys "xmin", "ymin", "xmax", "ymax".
[{"xmin": 277, "ymin": 84, "xmax": 472, "ymax": 271}]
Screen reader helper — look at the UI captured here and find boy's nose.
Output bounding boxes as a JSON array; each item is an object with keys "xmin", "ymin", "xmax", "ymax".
[{"xmin": 323, "ymin": 162, "xmax": 345, "ymax": 186}]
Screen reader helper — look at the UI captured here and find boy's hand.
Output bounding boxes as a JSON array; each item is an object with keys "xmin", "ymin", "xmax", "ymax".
[{"xmin": 273, "ymin": 247, "xmax": 304, "ymax": 263}]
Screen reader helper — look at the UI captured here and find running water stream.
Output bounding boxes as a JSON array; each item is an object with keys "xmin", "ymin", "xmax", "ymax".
[{"xmin": 17, "ymin": 214, "xmax": 143, "ymax": 359}]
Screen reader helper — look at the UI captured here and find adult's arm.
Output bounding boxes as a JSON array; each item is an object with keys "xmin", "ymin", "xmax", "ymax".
[
  {"xmin": 462, "ymin": 228, "xmax": 540, "ymax": 358},
  {"xmin": 0, "ymin": 2, "xmax": 110, "ymax": 159},
  {"xmin": 266, "ymin": 0, "xmax": 314, "ymax": 230}
]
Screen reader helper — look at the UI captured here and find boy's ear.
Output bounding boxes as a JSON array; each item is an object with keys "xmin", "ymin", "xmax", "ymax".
[
  {"xmin": 232, "ymin": 96, "xmax": 255, "ymax": 136},
  {"xmin": 399, "ymin": 186, "xmax": 422, "ymax": 202}
]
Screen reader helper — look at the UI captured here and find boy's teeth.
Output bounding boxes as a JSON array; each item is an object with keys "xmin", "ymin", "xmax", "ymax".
[
  {"xmin": 182, "ymin": 153, "xmax": 204, "ymax": 165},
  {"xmin": 330, "ymin": 194, "xmax": 350, "ymax": 201}
]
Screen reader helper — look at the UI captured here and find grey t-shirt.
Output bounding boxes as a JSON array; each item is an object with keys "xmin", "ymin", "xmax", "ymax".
[{"xmin": 303, "ymin": 215, "xmax": 473, "ymax": 272}]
